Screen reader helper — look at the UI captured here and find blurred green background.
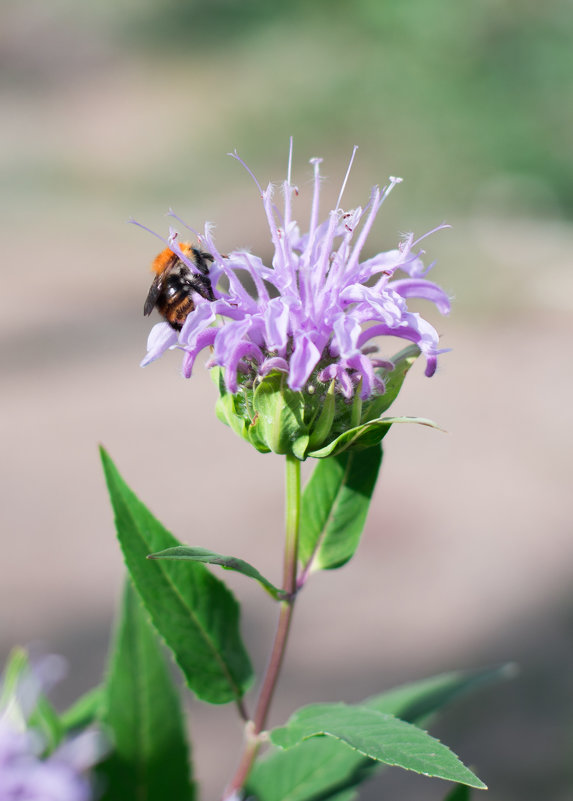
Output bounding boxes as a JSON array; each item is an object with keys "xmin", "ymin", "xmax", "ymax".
[
  {"xmin": 2, "ymin": 1, "xmax": 573, "ymax": 800},
  {"xmin": 4, "ymin": 0, "xmax": 573, "ymax": 217}
]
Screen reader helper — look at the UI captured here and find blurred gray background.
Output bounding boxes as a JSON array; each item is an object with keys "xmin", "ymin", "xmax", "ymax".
[{"xmin": 1, "ymin": 1, "xmax": 573, "ymax": 799}]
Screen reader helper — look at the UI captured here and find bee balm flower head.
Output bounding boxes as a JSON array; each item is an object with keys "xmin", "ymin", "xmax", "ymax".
[{"xmin": 138, "ymin": 142, "xmax": 450, "ymax": 459}]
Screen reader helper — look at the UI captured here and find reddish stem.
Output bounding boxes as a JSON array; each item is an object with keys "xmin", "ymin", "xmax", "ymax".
[{"xmin": 223, "ymin": 454, "xmax": 300, "ymax": 799}]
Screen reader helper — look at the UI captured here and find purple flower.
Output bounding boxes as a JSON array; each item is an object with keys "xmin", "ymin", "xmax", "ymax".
[
  {"xmin": 0, "ymin": 654, "xmax": 100, "ymax": 801},
  {"xmin": 139, "ymin": 141, "xmax": 450, "ymax": 403}
]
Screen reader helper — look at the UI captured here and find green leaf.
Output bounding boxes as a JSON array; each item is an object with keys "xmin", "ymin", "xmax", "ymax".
[
  {"xmin": 364, "ymin": 665, "xmax": 517, "ymax": 723},
  {"xmin": 247, "ymin": 667, "xmax": 506, "ymax": 801},
  {"xmin": 318, "ymin": 792, "xmax": 357, "ymax": 801},
  {"xmin": 97, "ymin": 581, "xmax": 194, "ymax": 801},
  {"xmin": 61, "ymin": 686, "xmax": 104, "ymax": 732},
  {"xmin": 149, "ymin": 546, "xmax": 283, "ymax": 600},
  {"xmin": 100, "ymin": 447, "xmax": 253, "ymax": 705},
  {"xmin": 299, "ymin": 445, "xmax": 382, "ymax": 572},
  {"xmin": 30, "ymin": 698, "xmax": 64, "ymax": 755},
  {"xmin": 0, "ymin": 648, "xmax": 63, "ymax": 753},
  {"xmin": 246, "ymin": 737, "xmax": 370, "ymax": 801},
  {"xmin": 270, "ymin": 703, "xmax": 486, "ymax": 789},
  {"xmin": 308, "ymin": 417, "xmax": 439, "ymax": 459}
]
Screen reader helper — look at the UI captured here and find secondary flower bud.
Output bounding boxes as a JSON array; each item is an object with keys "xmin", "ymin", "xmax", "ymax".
[{"xmin": 0, "ymin": 651, "xmax": 102, "ymax": 801}]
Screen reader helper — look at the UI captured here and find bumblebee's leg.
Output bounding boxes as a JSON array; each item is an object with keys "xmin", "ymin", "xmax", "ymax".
[
  {"xmin": 190, "ymin": 272, "xmax": 216, "ymax": 302},
  {"xmin": 191, "ymin": 247, "xmax": 215, "ymax": 275}
]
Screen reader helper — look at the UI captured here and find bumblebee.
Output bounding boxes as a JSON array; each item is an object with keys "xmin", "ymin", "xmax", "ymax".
[{"xmin": 144, "ymin": 243, "xmax": 215, "ymax": 330}]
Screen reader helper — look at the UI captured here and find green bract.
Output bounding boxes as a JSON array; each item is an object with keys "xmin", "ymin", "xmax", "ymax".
[{"xmin": 214, "ymin": 345, "xmax": 432, "ymax": 459}]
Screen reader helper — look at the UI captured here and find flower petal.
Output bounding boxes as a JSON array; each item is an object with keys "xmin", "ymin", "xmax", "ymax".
[
  {"xmin": 390, "ymin": 278, "xmax": 451, "ymax": 314},
  {"xmin": 288, "ymin": 333, "xmax": 323, "ymax": 391},
  {"xmin": 141, "ymin": 323, "xmax": 178, "ymax": 367},
  {"xmin": 260, "ymin": 356, "xmax": 289, "ymax": 375},
  {"xmin": 182, "ymin": 328, "xmax": 218, "ymax": 377},
  {"xmin": 263, "ymin": 298, "xmax": 291, "ymax": 354}
]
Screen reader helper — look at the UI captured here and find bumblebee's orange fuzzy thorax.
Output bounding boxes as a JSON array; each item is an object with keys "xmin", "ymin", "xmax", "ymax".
[{"xmin": 150, "ymin": 243, "xmax": 193, "ymax": 274}]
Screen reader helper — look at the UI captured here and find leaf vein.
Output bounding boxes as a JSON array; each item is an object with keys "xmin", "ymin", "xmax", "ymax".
[{"xmin": 118, "ymin": 491, "xmax": 243, "ymax": 702}]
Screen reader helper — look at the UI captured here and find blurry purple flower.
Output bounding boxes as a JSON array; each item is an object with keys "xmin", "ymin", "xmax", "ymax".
[
  {"xmin": 139, "ymin": 142, "xmax": 450, "ymax": 401},
  {"xmin": 0, "ymin": 654, "xmax": 100, "ymax": 801}
]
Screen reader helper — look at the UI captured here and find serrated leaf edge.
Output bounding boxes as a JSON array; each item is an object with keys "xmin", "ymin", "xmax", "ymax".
[{"xmin": 100, "ymin": 447, "xmax": 250, "ymax": 704}]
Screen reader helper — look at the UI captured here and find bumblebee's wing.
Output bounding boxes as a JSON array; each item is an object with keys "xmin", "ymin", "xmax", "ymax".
[{"xmin": 144, "ymin": 272, "xmax": 165, "ymax": 316}]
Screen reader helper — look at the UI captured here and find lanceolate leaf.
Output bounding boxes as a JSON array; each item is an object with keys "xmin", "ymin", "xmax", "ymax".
[
  {"xmin": 270, "ymin": 703, "xmax": 486, "ymax": 789},
  {"xmin": 299, "ymin": 446, "xmax": 382, "ymax": 572},
  {"xmin": 97, "ymin": 581, "xmax": 194, "ymax": 801},
  {"xmin": 246, "ymin": 737, "xmax": 370, "ymax": 801},
  {"xmin": 364, "ymin": 665, "xmax": 517, "ymax": 722},
  {"xmin": 149, "ymin": 546, "xmax": 283, "ymax": 599},
  {"xmin": 61, "ymin": 686, "xmax": 104, "ymax": 732},
  {"xmin": 246, "ymin": 667, "xmax": 506, "ymax": 801},
  {"xmin": 308, "ymin": 417, "xmax": 439, "ymax": 459},
  {"xmin": 100, "ymin": 447, "xmax": 253, "ymax": 705}
]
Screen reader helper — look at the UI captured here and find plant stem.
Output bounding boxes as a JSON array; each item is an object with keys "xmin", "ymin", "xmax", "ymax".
[{"xmin": 223, "ymin": 453, "xmax": 301, "ymax": 799}]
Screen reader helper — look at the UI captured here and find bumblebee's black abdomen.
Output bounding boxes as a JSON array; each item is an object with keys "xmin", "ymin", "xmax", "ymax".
[{"xmin": 157, "ymin": 273, "xmax": 196, "ymax": 330}]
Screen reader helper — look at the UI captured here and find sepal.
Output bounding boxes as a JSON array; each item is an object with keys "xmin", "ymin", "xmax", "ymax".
[
  {"xmin": 214, "ymin": 369, "xmax": 270, "ymax": 453},
  {"xmin": 212, "ymin": 346, "xmax": 428, "ymax": 460},
  {"xmin": 252, "ymin": 373, "xmax": 308, "ymax": 455}
]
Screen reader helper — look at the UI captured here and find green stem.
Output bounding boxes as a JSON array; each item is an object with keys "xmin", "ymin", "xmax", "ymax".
[
  {"xmin": 282, "ymin": 451, "xmax": 301, "ymax": 598},
  {"xmin": 223, "ymin": 454, "xmax": 301, "ymax": 799}
]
